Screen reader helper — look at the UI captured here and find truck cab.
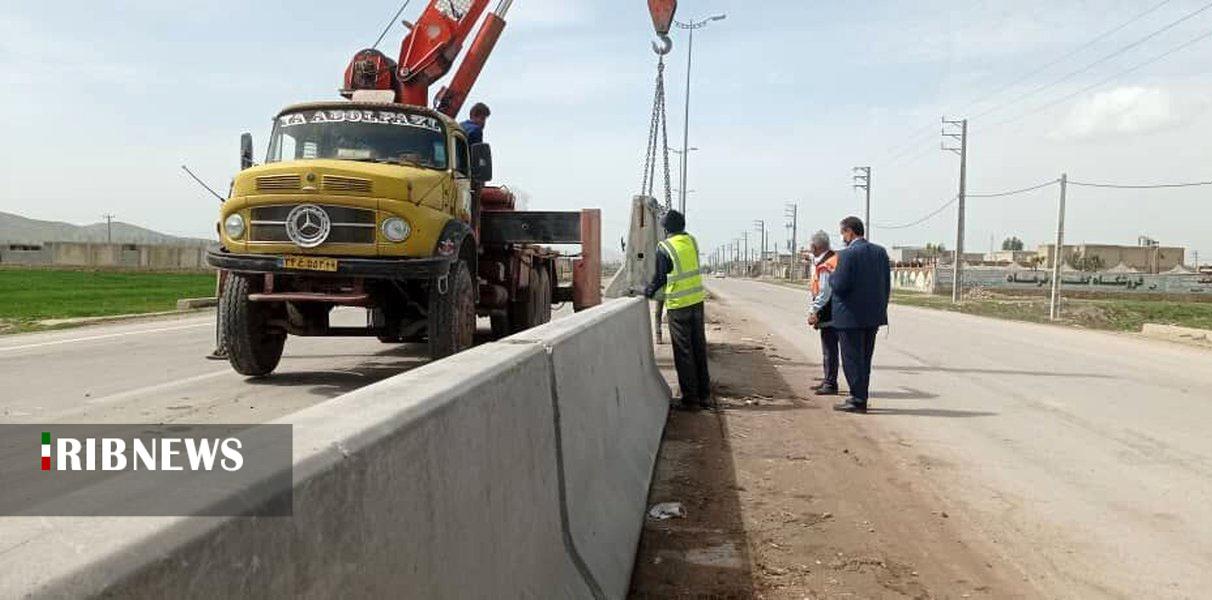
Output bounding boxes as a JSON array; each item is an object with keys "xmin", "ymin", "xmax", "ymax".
[{"xmin": 207, "ymin": 101, "xmax": 490, "ymax": 375}]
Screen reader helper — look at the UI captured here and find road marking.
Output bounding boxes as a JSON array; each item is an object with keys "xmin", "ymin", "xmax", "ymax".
[
  {"xmin": 33, "ymin": 370, "xmax": 234, "ymax": 423},
  {"xmin": 0, "ymin": 323, "xmax": 212, "ymax": 354},
  {"xmin": 82, "ymin": 370, "xmax": 233, "ymax": 407}
]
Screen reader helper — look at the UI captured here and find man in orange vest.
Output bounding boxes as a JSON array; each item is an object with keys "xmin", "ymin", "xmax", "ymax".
[{"xmin": 807, "ymin": 230, "xmax": 840, "ymax": 395}]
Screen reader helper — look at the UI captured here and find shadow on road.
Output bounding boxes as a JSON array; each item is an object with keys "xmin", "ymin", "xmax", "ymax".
[
  {"xmin": 869, "ymin": 387, "xmax": 938, "ymax": 401},
  {"xmin": 879, "ymin": 364, "xmax": 1115, "ymax": 379},
  {"xmin": 631, "ymin": 353, "xmax": 756, "ymax": 596},
  {"xmin": 251, "ymin": 345, "xmax": 430, "ymax": 398},
  {"xmin": 866, "ymin": 408, "xmax": 998, "ymax": 418},
  {"xmin": 707, "ymin": 342, "xmax": 815, "ymax": 413}
]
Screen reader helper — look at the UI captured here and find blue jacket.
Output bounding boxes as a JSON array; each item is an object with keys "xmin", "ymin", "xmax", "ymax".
[
  {"xmin": 829, "ymin": 238, "xmax": 891, "ymax": 329},
  {"xmin": 460, "ymin": 120, "xmax": 484, "ymax": 145}
]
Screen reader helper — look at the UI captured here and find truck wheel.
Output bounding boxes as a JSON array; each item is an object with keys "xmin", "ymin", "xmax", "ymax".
[
  {"xmin": 490, "ymin": 314, "xmax": 510, "ymax": 340},
  {"xmin": 221, "ymin": 274, "xmax": 286, "ymax": 377},
  {"xmin": 536, "ymin": 267, "xmax": 553, "ymax": 325},
  {"xmin": 508, "ymin": 264, "xmax": 544, "ymax": 334},
  {"xmin": 428, "ymin": 259, "xmax": 475, "ymax": 360}
]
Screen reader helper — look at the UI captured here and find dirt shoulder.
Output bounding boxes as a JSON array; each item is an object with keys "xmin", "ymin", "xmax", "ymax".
[{"xmin": 629, "ymin": 296, "xmax": 1036, "ymax": 599}]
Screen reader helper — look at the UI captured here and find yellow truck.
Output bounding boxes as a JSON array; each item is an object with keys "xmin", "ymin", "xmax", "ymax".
[{"xmin": 206, "ymin": 0, "xmax": 600, "ymax": 376}]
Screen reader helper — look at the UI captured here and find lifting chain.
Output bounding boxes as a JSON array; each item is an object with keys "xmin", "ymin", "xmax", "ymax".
[{"xmin": 639, "ymin": 55, "xmax": 673, "ymax": 212}]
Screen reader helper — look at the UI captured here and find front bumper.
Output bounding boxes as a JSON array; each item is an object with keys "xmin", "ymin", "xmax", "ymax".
[{"xmin": 206, "ymin": 248, "xmax": 453, "ymax": 280}]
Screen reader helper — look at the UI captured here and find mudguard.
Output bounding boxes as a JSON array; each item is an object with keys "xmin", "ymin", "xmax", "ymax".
[{"xmin": 435, "ymin": 218, "xmax": 477, "ymax": 273}]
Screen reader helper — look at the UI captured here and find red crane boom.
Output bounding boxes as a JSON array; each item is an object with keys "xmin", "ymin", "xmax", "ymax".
[{"xmin": 342, "ymin": 0, "xmax": 513, "ymax": 118}]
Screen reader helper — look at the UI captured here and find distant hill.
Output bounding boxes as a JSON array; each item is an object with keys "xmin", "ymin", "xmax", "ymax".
[{"xmin": 0, "ymin": 211, "xmax": 213, "ymax": 246}]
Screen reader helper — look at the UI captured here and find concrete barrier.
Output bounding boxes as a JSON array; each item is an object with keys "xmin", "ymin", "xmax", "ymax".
[
  {"xmin": 511, "ymin": 298, "xmax": 671, "ymax": 598},
  {"xmin": 2, "ymin": 298, "xmax": 669, "ymax": 599}
]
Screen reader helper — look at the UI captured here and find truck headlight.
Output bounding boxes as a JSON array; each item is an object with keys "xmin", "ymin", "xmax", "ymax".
[
  {"xmin": 381, "ymin": 217, "xmax": 411, "ymax": 242},
  {"xmin": 224, "ymin": 213, "xmax": 246, "ymax": 240}
]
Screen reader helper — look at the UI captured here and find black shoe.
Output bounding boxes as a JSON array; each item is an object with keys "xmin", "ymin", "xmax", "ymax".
[
  {"xmin": 814, "ymin": 384, "xmax": 839, "ymax": 396},
  {"xmin": 832, "ymin": 398, "xmax": 868, "ymax": 414},
  {"xmin": 672, "ymin": 402, "xmax": 702, "ymax": 412}
]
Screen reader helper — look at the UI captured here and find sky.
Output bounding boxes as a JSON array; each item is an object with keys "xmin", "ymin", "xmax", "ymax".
[{"xmin": 2, "ymin": 0, "xmax": 1210, "ymax": 264}]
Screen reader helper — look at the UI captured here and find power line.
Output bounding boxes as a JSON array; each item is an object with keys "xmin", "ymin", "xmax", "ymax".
[
  {"xmin": 993, "ymin": 25, "xmax": 1212, "ymax": 128},
  {"xmin": 962, "ymin": 0, "xmax": 1178, "ymax": 114},
  {"xmin": 875, "ymin": 0, "xmax": 1183, "ymax": 164},
  {"xmin": 1069, "ymin": 179, "xmax": 1212, "ymax": 189},
  {"xmin": 372, "ymin": 0, "xmax": 413, "ymax": 50},
  {"xmin": 875, "ymin": 178, "xmax": 1058, "ymax": 231},
  {"xmin": 974, "ymin": 0, "xmax": 1212, "ymax": 122},
  {"xmin": 875, "ymin": 196, "xmax": 958, "ymax": 230},
  {"xmin": 968, "ymin": 179, "xmax": 1060, "ymax": 198}
]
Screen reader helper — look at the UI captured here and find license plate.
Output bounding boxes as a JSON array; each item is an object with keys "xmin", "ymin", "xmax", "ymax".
[{"xmin": 282, "ymin": 256, "xmax": 339, "ymax": 272}]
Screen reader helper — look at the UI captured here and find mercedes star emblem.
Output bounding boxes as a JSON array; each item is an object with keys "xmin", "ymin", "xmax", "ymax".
[{"xmin": 285, "ymin": 204, "xmax": 331, "ymax": 248}]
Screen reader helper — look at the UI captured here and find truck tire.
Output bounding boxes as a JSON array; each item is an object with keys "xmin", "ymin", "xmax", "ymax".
[
  {"xmin": 428, "ymin": 259, "xmax": 476, "ymax": 360},
  {"xmin": 536, "ymin": 266, "xmax": 553, "ymax": 325},
  {"xmin": 490, "ymin": 314, "xmax": 510, "ymax": 340},
  {"xmin": 221, "ymin": 273, "xmax": 286, "ymax": 377},
  {"xmin": 508, "ymin": 264, "xmax": 542, "ymax": 334}
]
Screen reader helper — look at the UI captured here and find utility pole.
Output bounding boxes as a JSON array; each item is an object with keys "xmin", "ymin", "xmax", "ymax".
[
  {"xmin": 102, "ymin": 214, "xmax": 116, "ymax": 244},
  {"xmin": 1049, "ymin": 174, "xmax": 1068, "ymax": 321},
  {"xmin": 753, "ymin": 220, "xmax": 767, "ymax": 278},
  {"xmin": 742, "ymin": 231, "xmax": 749, "ymax": 276},
  {"xmin": 942, "ymin": 118, "xmax": 968, "ymax": 304},
  {"xmin": 852, "ymin": 167, "xmax": 871, "ymax": 240},
  {"xmin": 733, "ymin": 238, "xmax": 741, "ymax": 276},
  {"xmin": 674, "ymin": 14, "xmax": 726, "ymax": 216},
  {"xmin": 784, "ymin": 202, "xmax": 799, "ymax": 280}
]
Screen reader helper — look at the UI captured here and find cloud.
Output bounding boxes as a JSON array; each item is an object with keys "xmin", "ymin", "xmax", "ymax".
[{"xmin": 1050, "ymin": 86, "xmax": 1181, "ymax": 142}]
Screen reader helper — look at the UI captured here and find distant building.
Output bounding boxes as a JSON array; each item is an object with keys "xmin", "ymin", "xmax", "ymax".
[
  {"xmin": 889, "ymin": 246, "xmax": 933, "ymax": 264},
  {"xmin": 984, "ymin": 250, "xmax": 1039, "ymax": 265},
  {"xmin": 1037, "ymin": 243, "xmax": 1185, "ymax": 273},
  {"xmin": 937, "ymin": 250, "xmax": 985, "ymax": 265}
]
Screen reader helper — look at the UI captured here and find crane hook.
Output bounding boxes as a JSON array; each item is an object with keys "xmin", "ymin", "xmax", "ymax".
[{"xmin": 652, "ymin": 34, "xmax": 673, "ymax": 56}]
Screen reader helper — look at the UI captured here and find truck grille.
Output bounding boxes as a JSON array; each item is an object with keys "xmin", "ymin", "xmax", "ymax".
[
  {"xmin": 249, "ymin": 205, "xmax": 376, "ymax": 245},
  {"xmin": 256, "ymin": 175, "xmax": 302, "ymax": 192},
  {"xmin": 323, "ymin": 176, "xmax": 373, "ymax": 194}
]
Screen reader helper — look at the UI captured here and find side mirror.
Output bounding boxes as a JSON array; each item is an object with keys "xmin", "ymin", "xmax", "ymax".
[
  {"xmin": 240, "ymin": 133, "xmax": 255, "ymax": 171},
  {"xmin": 470, "ymin": 143, "xmax": 493, "ymax": 182}
]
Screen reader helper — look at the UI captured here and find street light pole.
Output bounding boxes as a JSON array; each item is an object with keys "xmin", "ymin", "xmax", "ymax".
[{"xmin": 674, "ymin": 14, "xmax": 726, "ymax": 216}]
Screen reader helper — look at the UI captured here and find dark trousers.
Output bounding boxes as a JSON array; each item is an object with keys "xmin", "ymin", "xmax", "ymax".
[
  {"xmin": 819, "ymin": 326, "xmax": 839, "ymax": 387},
  {"xmin": 668, "ymin": 303, "xmax": 711, "ymax": 404},
  {"xmin": 838, "ymin": 327, "xmax": 879, "ymax": 403}
]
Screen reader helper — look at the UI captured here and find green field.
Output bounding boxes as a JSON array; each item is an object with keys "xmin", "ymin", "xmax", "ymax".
[
  {"xmin": 891, "ymin": 289, "xmax": 1212, "ymax": 332},
  {"xmin": 0, "ymin": 268, "xmax": 215, "ymax": 331}
]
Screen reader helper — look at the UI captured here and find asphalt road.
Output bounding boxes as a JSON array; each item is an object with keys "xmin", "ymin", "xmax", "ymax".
[
  {"xmin": 708, "ymin": 277, "xmax": 1212, "ymax": 599},
  {"xmin": 0, "ymin": 308, "xmax": 550, "ymax": 426}
]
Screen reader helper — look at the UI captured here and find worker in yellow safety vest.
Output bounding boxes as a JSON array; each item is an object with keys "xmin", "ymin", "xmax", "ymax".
[{"xmin": 644, "ymin": 210, "xmax": 712, "ymax": 410}]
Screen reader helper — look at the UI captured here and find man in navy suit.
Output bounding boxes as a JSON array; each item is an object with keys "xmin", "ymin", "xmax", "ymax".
[{"xmin": 828, "ymin": 216, "xmax": 890, "ymax": 414}]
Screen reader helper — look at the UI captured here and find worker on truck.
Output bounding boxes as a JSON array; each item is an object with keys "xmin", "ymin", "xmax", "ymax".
[
  {"xmin": 644, "ymin": 210, "xmax": 712, "ymax": 411},
  {"xmin": 460, "ymin": 102, "xmax": 491, "ymax": 145}
]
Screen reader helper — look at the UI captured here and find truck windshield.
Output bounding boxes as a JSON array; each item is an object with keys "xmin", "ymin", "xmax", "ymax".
[{"xmin": 266, "ymin": 108, "xmax": 448, "ymax": 170}]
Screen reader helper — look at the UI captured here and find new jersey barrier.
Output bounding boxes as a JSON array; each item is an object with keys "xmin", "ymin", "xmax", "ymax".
[{"xmin": 1, "ymin": 298, "xmax": 670, "ymax": 599}]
